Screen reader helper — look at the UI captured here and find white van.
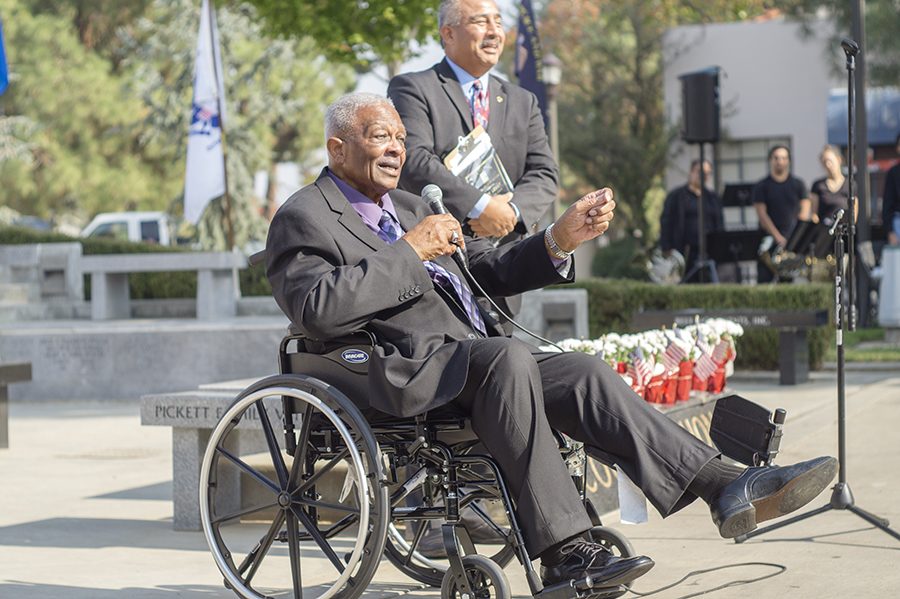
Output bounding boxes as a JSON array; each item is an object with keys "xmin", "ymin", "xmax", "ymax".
[{"xmin": 80, "ymin": 211, "xmax": 172, "ymax": 246}]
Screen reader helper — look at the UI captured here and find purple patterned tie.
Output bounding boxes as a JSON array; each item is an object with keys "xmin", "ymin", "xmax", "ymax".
[
  {"xmin": 471, "ymin": 80, "xmax": 489, "ymax": 130},
  {"xmin": 378, "ymin": 210, "xmax": 486, "ymax": 335}
]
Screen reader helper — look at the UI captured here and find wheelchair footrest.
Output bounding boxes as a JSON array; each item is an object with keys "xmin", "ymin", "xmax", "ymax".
[
  {"xmin": 534, "ymin": 579, "xmax": 628, "ymax": 599},
  {"xmin": 709, "ymin": 394, "xmax": 785, "ymax": 467}
]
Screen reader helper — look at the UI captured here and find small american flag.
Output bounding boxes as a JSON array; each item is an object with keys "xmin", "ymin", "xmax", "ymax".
[
  {"xmin": 662, "ymin": 340, "xmax": 687, "ymax": 373},
  {"xmin": 694, "ymin": 339, "xmax": 718, "ymax": 380},
  {"xmin": 629, "ymin": 347, "xmax": 653, "ymax": 388},
  {"xmin": 712, "ymin": 339, "xmax": 731, "ymax": 364}
]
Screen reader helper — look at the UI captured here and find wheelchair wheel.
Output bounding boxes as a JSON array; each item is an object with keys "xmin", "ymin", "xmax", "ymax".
[
  {"xmin": 383, "ymin": 465, "xmax": 516, "ymax": 587},
  {"xmin": 440, "ymin": 555, "xmax": 511, "ymax": 599},
  {"xmin": 589, "ymin": 525, "xmax": 635, "ymax": 558},
  {"xmin": 589, "ymin": 525, "xmax": 635, "ymax": 599},
  {"xmin": 200, "ymin": 374, "xmax": 389, "ymax": 599},
  {"xmin": 384, "ymin": 514, "xmax": 516, "ymax": 587}
]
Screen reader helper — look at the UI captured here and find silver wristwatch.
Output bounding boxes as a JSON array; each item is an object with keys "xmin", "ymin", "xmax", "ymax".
[{"xmin": 544, "ymin": 224, "xmax": 573, "ymax": 260}]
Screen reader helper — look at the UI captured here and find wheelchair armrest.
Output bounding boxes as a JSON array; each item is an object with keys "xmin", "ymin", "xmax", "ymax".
[
  {"xmin": 280, "ymin": 330, "xmax": 376, "ymax": 356},
  {"xmin": 709, "ymin": 394, "xmax": 785, "ymax": 467}
]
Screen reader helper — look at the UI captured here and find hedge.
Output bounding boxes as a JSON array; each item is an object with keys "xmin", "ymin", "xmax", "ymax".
[
  {"xmin": 0, "ymin": 225, "xmax": 272, "ymax": 298},
  {"xmin": 567, "ymin": 279, "xmax": 833, "ymax": 371}
]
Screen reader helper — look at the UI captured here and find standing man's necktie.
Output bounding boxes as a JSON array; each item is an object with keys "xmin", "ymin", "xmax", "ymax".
[
  {"xmin": 377, "ymin": 210, "xmax": 486, "ymax": 335},
  {"xmin": 471, "ymin": 80, "xmax": 489, "ymax": 130}
]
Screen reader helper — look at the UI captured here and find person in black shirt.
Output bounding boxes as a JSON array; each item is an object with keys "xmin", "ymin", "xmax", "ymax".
[
  {"xmin": 810, "ymin": 145, "xmax": 849, "ymax": 225},
  {"xmin": 882, "ymin": 134, "xmax": 900, "ymax": 246},
  {"xmin": 752, "ymin": 145, "xmax": 810, "ymax": 283},
  {"xmin": 659, "ymin": 159, "xmax": 723, "ymax": 282}
]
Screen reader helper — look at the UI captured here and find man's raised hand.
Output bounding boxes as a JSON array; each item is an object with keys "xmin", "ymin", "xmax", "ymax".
[{"xmin": 551, "ymin": 188, "xmax": 616, "ymax": 253}]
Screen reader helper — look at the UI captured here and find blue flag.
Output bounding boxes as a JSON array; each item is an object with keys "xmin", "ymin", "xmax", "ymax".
[
  {"xmin": 0, "ymin": 18, "xmax": 9, "ymax": 96},
  {"xmin": 514, "ymin": 0, "xmax": 548, "ymax": 127}
]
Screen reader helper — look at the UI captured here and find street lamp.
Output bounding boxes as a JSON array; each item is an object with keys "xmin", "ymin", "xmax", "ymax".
[{"xmin": 542, "ymin": 52, "xmax": 562, "ymax": 220}]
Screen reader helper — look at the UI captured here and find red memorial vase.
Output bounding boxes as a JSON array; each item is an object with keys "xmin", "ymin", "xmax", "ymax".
[{"xmin": 675, "ymin": 361, "xmax": 693, "ymax": 401}]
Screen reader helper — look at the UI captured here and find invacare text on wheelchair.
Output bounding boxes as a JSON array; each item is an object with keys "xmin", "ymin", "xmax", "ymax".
[{"xmin": 198, "ymin": 327, "xmax": 787, "ymax": 599}]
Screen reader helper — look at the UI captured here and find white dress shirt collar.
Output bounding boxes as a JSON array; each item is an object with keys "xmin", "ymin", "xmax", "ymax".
[{"xmin": 445, "ymin": 56, "xmax": 490, "ymax": 99}]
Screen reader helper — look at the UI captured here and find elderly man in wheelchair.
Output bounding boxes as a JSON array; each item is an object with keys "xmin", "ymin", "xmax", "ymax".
[{"xmin": 198, "ymin": 93, "xmax": 837, "ymax": 599}]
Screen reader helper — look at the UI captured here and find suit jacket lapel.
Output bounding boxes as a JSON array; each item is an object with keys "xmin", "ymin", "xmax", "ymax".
[
  {"xmin": 487, "ymin": 75, "xmax": 507, "ymax": 137},
  {"xmin": 435, "ymin": 59, "xmax": 474, "ymax": 131},
  {"xmin": 391, "ymin": 192, "xmax": 421, "ymax": 235},
  {"xmin": 315, "ymin": 170, "xmax": 382, "ymax": 253}
]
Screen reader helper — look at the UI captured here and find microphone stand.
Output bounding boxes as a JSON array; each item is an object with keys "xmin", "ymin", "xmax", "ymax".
[{"xmin": 736, "ymin": 39, "xmax": 899, "ymax": 544}]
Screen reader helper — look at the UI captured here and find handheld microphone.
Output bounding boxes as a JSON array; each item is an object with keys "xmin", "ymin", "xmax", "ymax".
[{"xmin": 422, "ymin": 184, "xmax": 468, "ymax": 268}]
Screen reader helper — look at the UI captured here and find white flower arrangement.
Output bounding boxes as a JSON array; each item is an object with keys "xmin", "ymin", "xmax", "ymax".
[{"xmin": 547, "ymin": 318, "xmax": 744, "ymax": 363}]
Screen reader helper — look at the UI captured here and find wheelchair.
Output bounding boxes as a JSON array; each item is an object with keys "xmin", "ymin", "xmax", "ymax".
[{"xmin": 199, "ymin": 330, "xmax": 786, "ymax": 599}]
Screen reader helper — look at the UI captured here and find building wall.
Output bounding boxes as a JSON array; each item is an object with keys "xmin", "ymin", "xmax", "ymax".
[{"xmin": 663, "ymin": 18, "xmax": 842, "ymax": 201}]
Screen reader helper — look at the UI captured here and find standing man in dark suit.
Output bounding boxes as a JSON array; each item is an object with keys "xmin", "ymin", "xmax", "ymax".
[
  {"xmin": 659, "ymin": 159, "xmax": 724, "ymax": 283},
  {"xmin": 388, "ymin": 0, "xmax": 557, "ymax": 267},
  {"xmin": 266, "ymin": 92, "xmax": 837, "ymax": 587}
]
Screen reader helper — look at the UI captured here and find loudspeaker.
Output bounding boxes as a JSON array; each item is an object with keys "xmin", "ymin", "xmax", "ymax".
[{"xmin": 680, "ymin": 67, "xmax": 720, "ymax": 143}]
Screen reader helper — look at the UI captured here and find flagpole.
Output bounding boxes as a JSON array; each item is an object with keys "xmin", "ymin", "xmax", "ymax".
[{"xmin": 207, "ymin": 0, "xmax": 234, "ymax": 251}]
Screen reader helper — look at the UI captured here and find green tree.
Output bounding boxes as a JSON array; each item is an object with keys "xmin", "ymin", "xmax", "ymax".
[
  {"xmin": 122, "ymin": 0, "xmax": 354, "ymax": 248},
  {"xmin": 783, "ymin": 0, "xmax": 900, "ymax": 85},
  {"xmin": 22, "ymin": 0, "xmax": 153, "ymax": 65},
  {"xmin": 0, "ymin": 0, "xmax": 179, "ymax": 220},
  {"xmin": 239, "ymin": 0, "xmax": 439, "ymax": 75},
  {"xmin": 0, "ymin": 115, "xmax": 37, "ymax": 164}
]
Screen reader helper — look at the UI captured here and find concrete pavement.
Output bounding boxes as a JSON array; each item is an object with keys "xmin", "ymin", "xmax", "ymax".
[{"xmin": 1, "ymin": 370, "xmax": 898, "ymax": 598}]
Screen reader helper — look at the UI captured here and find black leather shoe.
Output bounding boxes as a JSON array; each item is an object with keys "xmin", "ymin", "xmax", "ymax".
[
  {"xmin": 540, "ymin": 542, "xmax": 654, "ymax": 588},
  {"xmin": 710, "ymin": 456, "xmax": 838, "ymax": 538}
]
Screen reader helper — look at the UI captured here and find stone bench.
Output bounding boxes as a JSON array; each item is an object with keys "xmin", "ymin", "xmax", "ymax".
[
  {"xmin": 81, "ymin": 252, "xmax": 246, "ymax": 320},
  {"xmin": 631, "ymin": 308, "xmax": 829, "ymax": 385},
  {"xmin": 141, "ymin": 380, "xmax": 261, "ymax": 530},
  {"xmin": 0, "ymin": 362, "xmax": 32, "ymax": 449},
  {"xmin": 515, "ymin": 288, "xmax": 590, "ymax": 341}
]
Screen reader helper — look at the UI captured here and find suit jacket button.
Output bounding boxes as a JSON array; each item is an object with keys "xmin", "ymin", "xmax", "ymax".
[
  {"xmin": 414, "ymin": 285, "xmax": 421, "ymax": 293},
  {"xmin": 467, "ymin": 333, "xmax": 477, "ymax": 339}
]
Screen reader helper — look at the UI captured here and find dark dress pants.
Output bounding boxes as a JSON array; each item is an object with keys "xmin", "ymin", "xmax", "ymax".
[{"xmin": 453, "ymin": 337, "xmax": 719, "ymax": 557}]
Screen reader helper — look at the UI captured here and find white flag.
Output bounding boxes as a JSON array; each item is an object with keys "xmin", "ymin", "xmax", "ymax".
[{"xmin": 184, "ymin": 0, "xmax": 227, "ymax": 224}]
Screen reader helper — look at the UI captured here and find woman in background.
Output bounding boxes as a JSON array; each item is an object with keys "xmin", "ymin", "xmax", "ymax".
[{"xmin": 810, "ymin": 145, "xmax": 849, "ymax": 225}]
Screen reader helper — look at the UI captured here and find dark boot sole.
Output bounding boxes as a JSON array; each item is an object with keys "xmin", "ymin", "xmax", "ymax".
[{"xmin": 718, "ymin": 457, "xmax": 838, "ymax": 538}]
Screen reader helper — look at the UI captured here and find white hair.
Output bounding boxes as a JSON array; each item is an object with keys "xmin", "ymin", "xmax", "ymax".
[
  {"xmin": 324, "ymin": 93, "xmax": 394, "ymax": 141},
  {"xmin": 438, "ymin": 0, "xmax": 464, "ymax": 28}
]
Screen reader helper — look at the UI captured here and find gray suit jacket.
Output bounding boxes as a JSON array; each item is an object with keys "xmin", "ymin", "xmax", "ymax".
[
  {"xmin": 266, "ymin": 170, "xmax": 572, "ymax": 417},
  {"xmin": 388, "ymin": 59, "xmax": 558, "ymax": 237}
]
